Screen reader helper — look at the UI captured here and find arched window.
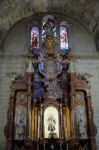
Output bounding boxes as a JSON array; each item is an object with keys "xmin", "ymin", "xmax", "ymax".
[
  {"xmin": 31, "ymin": 26, "xmax": 39, "ymax": 49},
  {"xmin": 60, "ymin": 22, "xmax": 68, "ymax": 53}
]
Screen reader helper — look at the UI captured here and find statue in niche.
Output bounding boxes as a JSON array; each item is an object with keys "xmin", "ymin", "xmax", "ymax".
[
  {"xmin": 16, "ymin": 122, "xmax": 25, "ymax": 140},
  {"xmin": 75, "ymin": 92, "xmax": 87, "ymax": 139},
  {"xmin": 15, "ymin": 107, "xmax": 27, "ymax": 140},
  {"xmin": 47, "ymin": 115, "xmax": 56, "ymax": 134},
  {"xmin": 76, "ymin": 106, "xmax": 87, "ymax": 139}
]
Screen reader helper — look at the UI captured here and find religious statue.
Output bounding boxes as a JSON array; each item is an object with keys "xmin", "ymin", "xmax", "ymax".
[
  {"xmin": 15, "ymin": 107, "xmax": 26, "ymax": 140},
  {"xmin": 76, "ymin": 106, "xmax": 87, "ymax": 139},
  {"xmin": 16, "ymin": 122, "xmax": 25, "ymax": 140},
  {"xmin": 47, "ymin": 116, "xmax": 56, "ymax": 134},
  {"xmin": 43, "ymin": 18, "xmax": 56, "ymax": 38}
]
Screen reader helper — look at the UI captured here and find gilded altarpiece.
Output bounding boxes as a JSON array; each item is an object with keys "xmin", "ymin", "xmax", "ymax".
[{"xmin": 5, "ymin": 17, "xmax": 96, "ymax": 150}]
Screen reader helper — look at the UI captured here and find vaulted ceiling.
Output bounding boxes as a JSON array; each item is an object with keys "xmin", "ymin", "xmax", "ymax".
[{"xmin": 0, "ymin": 0, "xmax": 99, "ymax": 50}]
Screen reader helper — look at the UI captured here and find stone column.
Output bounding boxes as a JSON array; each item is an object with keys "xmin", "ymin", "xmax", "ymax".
[{"xmin": 6, "ymin": 90, "xmax": 15, "ymax": 150}]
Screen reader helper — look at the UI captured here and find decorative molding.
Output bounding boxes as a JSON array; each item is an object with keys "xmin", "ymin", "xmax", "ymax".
[{"xmin": 1, "ymin": 53, "xmax": 99, "ymax": 59}]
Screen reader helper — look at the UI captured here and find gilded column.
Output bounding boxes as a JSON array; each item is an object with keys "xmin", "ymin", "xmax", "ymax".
[
  {"xmin": 32, "ymin": 107, "xmax": 35, "ymax": 140},
  {"xmin": 70, "ymin": 93, "xmax": 76, "ymax": 138},
  {"xmin": 40, "ymin": 103, "xmax": 43, "ymax": 138},
  {"xmin": 27, "ymin": 73, "xmax": 33, "ymax": 138},
  {"xmin": 34, "ymin": 107, "xmax": 38, "ymax": 140},
  {"xmin": 59, "ymin": 103, "xmax": 63, "ymax": 139}
]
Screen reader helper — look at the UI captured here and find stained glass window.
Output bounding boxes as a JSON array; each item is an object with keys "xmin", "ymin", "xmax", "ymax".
[
  {"xmin": 60, "ymin": 25, "xmax": 68, "ymax": 52},
  {"xmin": 31, "ymin": 27, "xmax": 39, "ymax": 49}
]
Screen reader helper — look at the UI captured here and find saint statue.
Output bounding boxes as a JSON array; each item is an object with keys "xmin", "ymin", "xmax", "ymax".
[{"xmin": 47, "ymin": 116, "xmax": 56, "ymax": 133}]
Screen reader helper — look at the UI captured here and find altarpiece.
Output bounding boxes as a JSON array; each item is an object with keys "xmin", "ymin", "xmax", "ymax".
[{"xmin": 5, "ymin": 16, "xmax": 96, "ymax": 150}]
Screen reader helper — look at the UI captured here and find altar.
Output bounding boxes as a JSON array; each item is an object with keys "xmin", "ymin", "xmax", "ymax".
[{"xmin": 5, "ymin": 17, "xmax": 96, "ymax": 150}]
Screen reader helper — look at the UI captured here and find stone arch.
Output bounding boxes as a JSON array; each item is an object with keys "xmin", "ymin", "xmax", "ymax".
[{"xmin": 2, "ymin": 12, "xmax": 97, "ymax": 53}]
